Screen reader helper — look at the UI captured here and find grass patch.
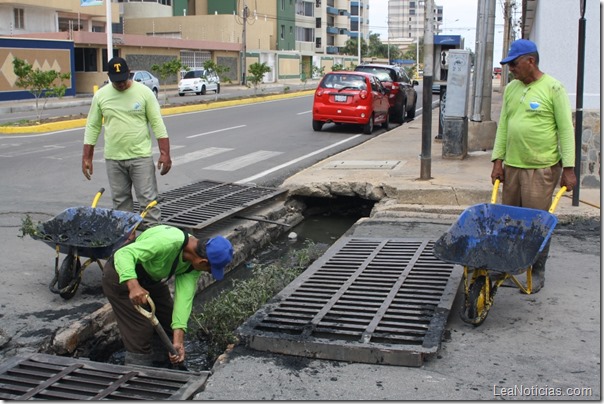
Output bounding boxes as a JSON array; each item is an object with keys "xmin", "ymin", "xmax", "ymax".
[{"xmin": 191, "ymin": 240, "xmax": 326, "ymax": 360}]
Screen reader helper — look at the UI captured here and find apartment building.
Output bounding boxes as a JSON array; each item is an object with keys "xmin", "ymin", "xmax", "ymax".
[{"xmin": 0, "ymin": 0, "xmax": 370, "ymax": 98}]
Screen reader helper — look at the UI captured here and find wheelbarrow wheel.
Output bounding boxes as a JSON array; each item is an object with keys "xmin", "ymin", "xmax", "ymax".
[
  {"xmin": 466, "ymin": 275, "xmax": 491, "ymax": 325},
  {"xmin": 58, "ymin": 254, "xmax": 82, "ymax": 300}
]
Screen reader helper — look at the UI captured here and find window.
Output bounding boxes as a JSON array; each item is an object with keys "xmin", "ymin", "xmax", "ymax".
[
  {"xmin": 295, "ymin": 27, "xmax": 314, "ymax": 42},
  {"xmin": 14, "ymin": 8, "xmax": 24, "ymax": 29},
  {"xmin": 75, "ymin": 48, "xmax": 98, "ymax": 72},
  {"xmin": 280, "ymin": 25, "xmax": 285, "ymax": 39}
]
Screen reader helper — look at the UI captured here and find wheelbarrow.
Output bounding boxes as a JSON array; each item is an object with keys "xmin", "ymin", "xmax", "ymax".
[
  {"xmin": 30, "ymin": 188, "xmax": 157, "ymax": 299},
  {"xmin": 433, "ymin": 180, "xmax": 567, "ymax": 326}
]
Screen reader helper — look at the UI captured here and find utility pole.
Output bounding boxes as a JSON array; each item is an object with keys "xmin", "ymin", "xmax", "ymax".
[
  {"xmin": 105, "ymin": 0, "xmax": 113, "ymax": 63},
  {"xmin": 357, "ymin": 7, "xmax": 362, "ymax": 64},
  {"xmin": 500, "ymin": 0, "xmax": 513, "ymax": 92},
  {"xmin": 241, "ymin": 1, "xmax": 248, "ymax": 85},
  {"xmin": 420, "ymin": 0, "xmax": 434, "ymax": 180}
]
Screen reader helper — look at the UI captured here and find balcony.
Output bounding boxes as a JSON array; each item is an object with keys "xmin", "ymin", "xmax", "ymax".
[
  {"xmin": 326, "ymin": 46, "xmax": 339, "ymax": 54},
  {"xmin": 326, "ymin": 6, "xmax": 338, "ymax": 15},
  {"xmin": 326, "ymin": 26, "xmax": 339, "ymax": 34}
]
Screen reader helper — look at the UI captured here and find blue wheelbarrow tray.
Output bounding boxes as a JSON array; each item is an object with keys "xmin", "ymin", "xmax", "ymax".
[
  {"xmin": 32, "ymin": 207, "xmax": 143, "ymax": 259},
  {"xmin": 433, "ymin": 203, "xmax": 559, "ymax": 274}
]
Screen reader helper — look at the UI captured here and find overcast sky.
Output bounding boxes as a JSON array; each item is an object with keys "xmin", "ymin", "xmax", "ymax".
[{"xmin": 368, "ymin": 0, "xmax": 508, "ymax": 60}]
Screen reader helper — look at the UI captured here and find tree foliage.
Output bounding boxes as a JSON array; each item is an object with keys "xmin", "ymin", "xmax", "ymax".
[
  {"xmin": 151, "ymin": 59, "xmax": 188, "ymax": 104},
  {"xmin": 247, "ymin": 62, "xmax": 271, "ymax": 94},
  {"xmin": 12, "ymin": 57, "xmax": 71, "ymax": 121}
]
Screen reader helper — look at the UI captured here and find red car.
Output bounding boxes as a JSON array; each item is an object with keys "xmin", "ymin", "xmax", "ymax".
[{"xmin": 312, "ymin": 71, "xmax": 390, "ymax": 134}]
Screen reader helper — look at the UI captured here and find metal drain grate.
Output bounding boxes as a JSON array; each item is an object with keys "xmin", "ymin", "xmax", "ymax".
[
  {"xmin": 0, "ymin": 353, "xmax": 208, "ymax": 400},
  {"xmin": 135, "ymin": 180, "xmax": 286, "ymax": 230},
  {"xmin": 238, "ymin": 237, "xmax": 462, "ymax": 367}
]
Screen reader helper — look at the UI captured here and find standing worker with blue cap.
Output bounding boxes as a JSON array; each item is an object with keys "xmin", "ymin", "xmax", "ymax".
[
  {"xmin": 490, "ymin": 39, "xmax": 577, "ymax": 293},
  {"xmin": 102, "ymin": 225, "xmax": 234, "ymax": 367}
]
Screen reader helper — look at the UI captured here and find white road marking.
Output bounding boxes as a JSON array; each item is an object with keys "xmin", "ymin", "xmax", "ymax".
[
  {"xmin": 187, "ymin": 125, "xmax": 247, "ymax": 139},
  {"xmin": 204, "ymin": 150, "xmax": 283, "ymax": 171},
  {"xmin": 297, "ymin": 110, "xmax": 312, "ymax": 115},
  {"xmin": 236, "ymin": 135, "xmax": 362, "ymax": 184},
  {"xmin": 173, "ymin": 147, "xmax": 233, "ymax": 166}
]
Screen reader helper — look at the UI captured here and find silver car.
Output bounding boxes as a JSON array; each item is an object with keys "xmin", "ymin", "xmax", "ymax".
[{"xmin": 129, "ymin": 70, "xmax": 160, "ymax": 97}]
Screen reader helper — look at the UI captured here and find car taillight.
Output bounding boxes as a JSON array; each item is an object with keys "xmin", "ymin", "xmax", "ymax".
[
  {"xmin": 359, "ymin": 90, "xmax": 368, "ymax": 99},
  {"xmin": 392, "ymin": 83, "xmax": 399, "ymax": 90},
  {"xmin": 316, "ymin": 89, "xmax": 324, "ymax": 97}
]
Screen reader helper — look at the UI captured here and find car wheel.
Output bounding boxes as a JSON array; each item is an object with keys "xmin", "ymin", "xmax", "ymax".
[
  {"xmin": 215, "ymin": 84, "xmax": 220, "ymax": 94},
  {"xmin": 312, "ymin": 120, "xmax": 323, "ymax": 132},
  {"xmin": 152, "ymin": 88, "xmax": 158, "ymax": 98},
  {"xmin": 200, "ymin": 85, "xmax": 207, "ymax": 95},
  {"xmin": 381, "ymin": 112, "xmax": 389, "ymax": 130},
  {"xmin": 179, "ymin": 92, "xmax": 185, "ymax": 97},
  {"xmin": 362, "ymin": 115, "xmax": 374, "ymax": 135},
  {"xmin": 407, "ymin": 97, "xmax": 417, "ymax": 120}
]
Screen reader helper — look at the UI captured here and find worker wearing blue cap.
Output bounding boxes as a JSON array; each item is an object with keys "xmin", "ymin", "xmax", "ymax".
[
  {"xmin": 102, "ymin": 225, "xmax": 234, "ymax": 367},
  {"xmin": 491, "ymin": 39, "xmax": 577, "ymax": 293}
]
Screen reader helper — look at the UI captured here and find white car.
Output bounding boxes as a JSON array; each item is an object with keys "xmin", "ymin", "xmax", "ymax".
[{"xmin": 178, "ymin": 69, "xmax": 220, "ymax": 96}]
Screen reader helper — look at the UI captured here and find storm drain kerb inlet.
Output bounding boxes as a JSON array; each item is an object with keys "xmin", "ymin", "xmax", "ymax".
[{"xmin": 238, "ymin": 237, "xmax": 462, "ymax": 367}]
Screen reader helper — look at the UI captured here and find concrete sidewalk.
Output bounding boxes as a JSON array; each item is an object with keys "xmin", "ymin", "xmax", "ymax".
[{"xmin": 195, "ymin": 87, "xmax": 600, "ymax": 401}]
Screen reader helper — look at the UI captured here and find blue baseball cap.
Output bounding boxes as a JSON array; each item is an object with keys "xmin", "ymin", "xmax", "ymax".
[
  {"xmin": 204, "ymin": 236, "xmax": 233, "ymax": 281},
  {"xmin": 500, "ymin": 39, "xmax": 538, "ymax": 64}
]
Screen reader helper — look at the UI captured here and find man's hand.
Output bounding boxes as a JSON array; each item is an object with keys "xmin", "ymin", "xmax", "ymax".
[
  {"xmin": 560, "ymin": 167, "xmax": 577, "ymax": 192},
  {"xmin": 491, "ymin": 160, "xmax": 505, "ymax": 184},
  {"xmin": 125, "ymin": 279, "xmax": 150, "ymax": 306},
  {"xmin": 82, "ymin": 144, "xmax": 95, "ymax": 180},
  {"xmin": 157, "ymin": 138, "xmax": 172, "ymax": 176},
  {"xmin": 170, "ymin": 329, "xmax": 186, "ymax": 364}
]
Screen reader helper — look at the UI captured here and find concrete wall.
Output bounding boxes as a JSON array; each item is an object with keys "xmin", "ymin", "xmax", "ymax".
[{"xmin": 0, "ymin": 37, "xmax": 75, "ymax": 101}]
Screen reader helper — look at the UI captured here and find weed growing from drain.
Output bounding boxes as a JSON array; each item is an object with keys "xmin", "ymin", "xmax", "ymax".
[{"xmin": 192, "ymin": 240, "xmax": 326, "ymax": 360}]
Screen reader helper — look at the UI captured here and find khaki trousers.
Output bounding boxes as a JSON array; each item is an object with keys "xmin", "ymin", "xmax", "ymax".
[{"xmin": 501, "ymin": 163, "xmax": 562, "ymax": 211}]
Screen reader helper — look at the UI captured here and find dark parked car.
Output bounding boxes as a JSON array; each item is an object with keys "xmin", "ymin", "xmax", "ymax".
[
  {"xmin": 354, "ymin": 63, "xmax": 418, "ymax": 123},
  {"xmin": 312, "ymin": 71, "xmax": 390, "ymax": 135}
]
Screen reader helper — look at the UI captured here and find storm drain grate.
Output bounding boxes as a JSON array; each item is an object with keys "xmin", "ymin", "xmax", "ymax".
[
  {"xmin": 0, "ymin": 353, "xmax": 208, "ymax": 400},
  {"xmin": 238, "ymin": 237, "xmax": 463, "ymax": 367},
  {"xmin": 135, "ymin": 180, "xmax": 286, "ymax": 230}
]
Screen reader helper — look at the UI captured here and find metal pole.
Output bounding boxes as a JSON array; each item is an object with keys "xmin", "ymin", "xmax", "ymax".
[
  {"xmin": 416, "ymin": 7, "xmax": 420, "ymax": 76},
  {"xmin": 241, "ymin": 2, "xmax": 248, "ymax": 85},
  {"xmin": 572, "ymin": 0, "xmax": 587, "ymax": 206},
  {"xmin": 358, "ymin": 8, "xmax": 362, "ymax": 65},
  {"xmin": 420, "ymin": 0, "xmax": 433, "ymax": 180},
  {"xmin": 105, "ymin": 0, "xmax": 113, "ymax": 62}
]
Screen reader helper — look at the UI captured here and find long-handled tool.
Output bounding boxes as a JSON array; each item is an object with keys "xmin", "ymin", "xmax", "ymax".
[{"xmin": 135, "ymin": 296, "xmax": 188, "ymax": 370}]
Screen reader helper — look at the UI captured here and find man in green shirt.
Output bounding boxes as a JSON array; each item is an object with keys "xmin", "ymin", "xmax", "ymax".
[
  {"xmin": 102, "ymin": 225, "xmax": 234, "ymax": 367},
  {"xmin": 82, "ymin": 57, "xmax": 171, "ymax": 223},
  {"xmin": 491, "ymin": 39, "xmax": 577, "ymax": 293}
]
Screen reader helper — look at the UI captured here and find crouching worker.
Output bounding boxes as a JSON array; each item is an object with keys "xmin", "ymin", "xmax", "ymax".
[{"xmin": 102, "ymin": 224, "xmax": 234, "ymax": 367}]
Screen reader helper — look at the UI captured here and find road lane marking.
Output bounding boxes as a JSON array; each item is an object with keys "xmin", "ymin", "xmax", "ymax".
[
  {"xmin": 173, "ymin": 147, "xmax": 233, "ymax": 166},
  {"xmin": 204, "ymin": 150, "xmax": 283, "ymax": 171},
  {"xmin": 297, "ymin": 110, "xmax": 312, "ymax": 115},
  {"xmin": 187, "ymin": 125, "xmax": 246, "ymax": 139},
  {"xmin": 236, "ymin": 135, "xmax": 362, "ymax": 184}
]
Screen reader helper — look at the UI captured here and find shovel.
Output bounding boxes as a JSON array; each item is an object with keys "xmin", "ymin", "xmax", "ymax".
[{"xmin": 135, "ymin": 295, "xmax": 188, "ymax": 371}]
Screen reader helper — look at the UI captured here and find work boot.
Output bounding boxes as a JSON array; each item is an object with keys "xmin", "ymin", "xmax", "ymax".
[{"xmin": 124, "ymin": 351, "xmax": 155, "ymax": 367}]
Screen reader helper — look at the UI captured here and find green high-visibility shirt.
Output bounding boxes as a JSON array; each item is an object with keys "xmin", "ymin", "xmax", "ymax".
[
  {"xmin": 84, "ymin": 81, "xmax": 168, "ymax": 160},
  {"xmin": 113, "ymin": 225, "xmax": 201, "ymax": 332},
  {"xmin": 492, "ymin": 74, "xmax": 575, "ymax": 168}
]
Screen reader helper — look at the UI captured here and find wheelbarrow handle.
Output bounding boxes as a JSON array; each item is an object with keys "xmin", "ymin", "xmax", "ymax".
[
  {"xmin": 135, "ymin": 296, "xmax": 179, "ymax": 357},
  {"xmin": 549, "ymin": 186, "xmax": 567, "ymax": 214},
  {"xmin": 139, "ymin": 198, "xmax": 163, "ymax": 220},
  {"xmin": 91, "ymin": 188, "xmax": 105, "ymax": 208},
  {"xmin": 491, "ymin": 179, "xmax": 501, "ymax": 204}
]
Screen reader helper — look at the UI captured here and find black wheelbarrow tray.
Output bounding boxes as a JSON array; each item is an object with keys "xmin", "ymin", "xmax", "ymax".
[
  {"xmin": 432, "ymin": 180, "xmax": 567, "ymax": 325},
  {"xmin": 29, "ymin": 188, "xmax": 155, "ymax": 300}
]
